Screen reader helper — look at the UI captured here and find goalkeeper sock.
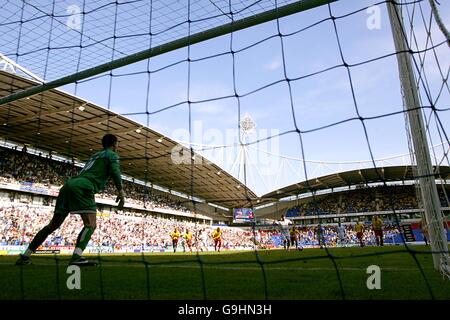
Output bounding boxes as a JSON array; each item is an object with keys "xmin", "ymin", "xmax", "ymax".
[
  {"xmin": 27, "ymin": 226, "xmax": 53, "ymax": 255},
  {"xmin": 72, "ymin": 227, "xmax": 95, "ymax": 259}
]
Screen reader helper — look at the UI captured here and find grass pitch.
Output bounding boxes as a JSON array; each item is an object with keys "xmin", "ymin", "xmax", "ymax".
[{"xmin": 1, "ymin": 245, "xmax": 449, "ymax": 300}]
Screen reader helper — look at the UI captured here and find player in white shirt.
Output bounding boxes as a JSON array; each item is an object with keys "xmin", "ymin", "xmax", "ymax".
[
  {"xmin": 196, "ymin": 229, "xmax": 209, "ymax": 252},
  {"xmin": 337, "ymin": 222, "xmax": 346, "ymax": 247},
  {"xmin": 276, "ymin": 215, "xmax": 293, "ymax": 250}
]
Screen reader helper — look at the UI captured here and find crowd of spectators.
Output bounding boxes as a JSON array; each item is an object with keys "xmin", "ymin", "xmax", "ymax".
[
  {"xmin": 0, "ymin": 146, "xmax": 190, "ymax": 213},
  {"xmin": 0, "ymin": 203, "xmax": 255, "ymax": 250},
  {"xmin": 0, "ymin": 146, "xmax": 437, "ymax": 251},
  {"xmin": 0, "ymin": 201, "xmax": 410, "ymax": 250},
  {"xmin": 286, "ymin": 185, "xmax": 449, "ymax": 217}
]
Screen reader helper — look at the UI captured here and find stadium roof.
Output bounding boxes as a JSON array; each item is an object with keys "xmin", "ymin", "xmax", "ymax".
[
  {"xmin": 0, "ymin": 70, "xmax": 257, "ymax": 209},
  {"xmin": 261, "ymin": 165, "xmax": 450, "ymax": 202}
]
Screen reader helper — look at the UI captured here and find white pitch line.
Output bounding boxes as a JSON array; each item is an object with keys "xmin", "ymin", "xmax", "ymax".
[{"xmin": 0, "ymin": 262, "xmax": 431, "ymax": 272}]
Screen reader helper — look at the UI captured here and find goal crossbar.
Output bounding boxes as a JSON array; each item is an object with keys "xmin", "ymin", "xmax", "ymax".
[{"xmin": 0, "ymin": 0, "xmax": 337, "ymax": 106}]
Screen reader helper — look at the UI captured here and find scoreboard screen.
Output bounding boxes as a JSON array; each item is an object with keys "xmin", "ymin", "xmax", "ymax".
[{"xmin": 233, "ymin": 208, "xmax": 254, "ymax": 223}]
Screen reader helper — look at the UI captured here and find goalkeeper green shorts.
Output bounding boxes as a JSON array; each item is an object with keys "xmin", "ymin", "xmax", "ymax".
[{"xmin": 54, "ymin": 177, "xmax": 97, "ymax": 216}]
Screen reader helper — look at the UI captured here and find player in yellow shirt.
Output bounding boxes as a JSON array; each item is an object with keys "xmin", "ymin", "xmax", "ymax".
[
  {"xmin": 211, "ymin": 227, "xmax": 223, "ymax": 252},
  {"xmin": 170, "ymin": 227, "xmax": 181, "ymax": 253},
  {"xmin": 372, "ymin": 215, "xmax": 384, "ymax": 246},
  {"xmin": 354, "ymin": 221, "xmax": 365, "ymax": 247},
  {"xmin": 183, "ymin": 229, "xmax": 193, "ymax": 252},
  {"xmin": 289, "ymin": 226, "xmax": 301, "ymax": 251}
]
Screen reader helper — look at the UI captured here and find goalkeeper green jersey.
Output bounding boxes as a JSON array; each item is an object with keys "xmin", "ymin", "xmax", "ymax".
[{"xmin": 76, "ymin": 148, "xmax": 122, "ymax": 193}]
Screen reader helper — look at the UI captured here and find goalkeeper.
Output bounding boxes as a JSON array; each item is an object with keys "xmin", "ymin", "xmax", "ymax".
[{"xmin": 15, "ymin": 134, "xmax": 125, "ymax": 266}]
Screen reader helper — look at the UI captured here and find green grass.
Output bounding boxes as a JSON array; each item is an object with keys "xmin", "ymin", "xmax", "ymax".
[{"xmin": 1, "ymin": 245, "xmax": 449, "ymax": 300}]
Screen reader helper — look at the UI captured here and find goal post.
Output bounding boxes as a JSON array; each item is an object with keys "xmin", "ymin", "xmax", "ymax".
[{"xmin": 387, "ymin": 0, "xmax": 449, "ymax": 274}]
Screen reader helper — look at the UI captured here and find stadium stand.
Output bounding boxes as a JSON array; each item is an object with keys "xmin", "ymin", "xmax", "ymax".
[
  {"xmin": 1, "ymin": 144, "xmax": 449, "ymax": 253},
  {"xmin": 0, "ymin": 145, "xmax": 191, "ymax": 213},
  {"xmin": 0, "ymin": 202, "xmax": 255, "ymax": 252},
  {"xmin": 285, "ymin": 185, "xmax": 450, "ymax": 217}
]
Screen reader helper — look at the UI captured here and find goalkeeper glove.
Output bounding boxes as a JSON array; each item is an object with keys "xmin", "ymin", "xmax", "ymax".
[{"xmin": 116, "ymin": 189, "xmax": 125, "ymax": 211}]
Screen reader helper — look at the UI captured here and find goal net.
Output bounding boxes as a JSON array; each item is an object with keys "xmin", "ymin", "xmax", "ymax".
[{"xmin": 0, "ymin": 0, "xmax": 449, "ymax": 299}]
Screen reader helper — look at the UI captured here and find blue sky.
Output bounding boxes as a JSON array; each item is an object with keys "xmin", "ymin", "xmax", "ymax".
[{"xmin": 3, "ymin": 0, "xmax": 450, "ymax": 196}]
